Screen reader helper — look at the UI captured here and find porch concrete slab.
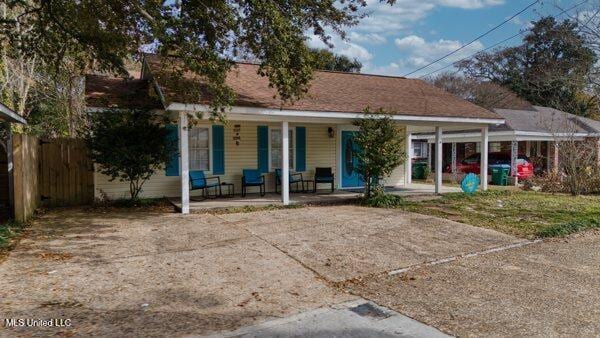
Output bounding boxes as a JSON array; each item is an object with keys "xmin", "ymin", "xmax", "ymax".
[
  {"xmin": 236, "ymin": 206, "xmax": 522, "ymax": 282},
  {"xmin": 344, "ymin": 230, "xmax": 600, "ymax": 337},
  {"xmin": 0, "ymin": 210, "xmax": 352, "ymax": 337},
  {"xmin": 170, "ymin": 191, "xmax": 361, "ymax": 211},
  {"xmin": 169, "ymin": 183, "xmax": 463, "ymax": 211}
]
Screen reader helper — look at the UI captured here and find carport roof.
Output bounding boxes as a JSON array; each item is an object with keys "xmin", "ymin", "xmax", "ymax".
[
  {"xmin": 413, "ymin": 106, "xmax": 600, "ymax": 140},
  {"xmin": 0, "ymin": 102, "xmax": 26, "ymax": 124}
]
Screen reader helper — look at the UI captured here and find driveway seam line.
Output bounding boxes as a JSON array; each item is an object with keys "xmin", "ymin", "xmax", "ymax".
[{"xmin": 388, "ymin": 239, "xmax": 543, "ymax": 275}]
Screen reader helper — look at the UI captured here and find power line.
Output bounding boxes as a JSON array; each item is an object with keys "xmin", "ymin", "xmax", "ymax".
[
  {"xmin": 418, "ymin": 31, "xmax": 525, "ymax": 79},
  {"xmin": 417, "ymin": 0, "xmax": 591, "ymax": 79},
  {"xmin": 402, "ymin": 0, "xmax": 540, "ymax": 77}
]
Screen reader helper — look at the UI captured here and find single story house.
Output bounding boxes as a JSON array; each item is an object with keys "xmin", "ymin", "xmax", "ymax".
[
  {"xmin": 411, "ymin": 105, "xmax": 600, "ymax": 183},
  {"xmin": 85, "ymin": 54, "xmax": 505, "ymax": 213},
  {"xmin": 0, "ymin": 102, "xmax": 28, "ymax": 220}
]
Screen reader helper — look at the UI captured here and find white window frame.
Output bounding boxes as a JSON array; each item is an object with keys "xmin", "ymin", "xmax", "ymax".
[
  {"xmin": 412, "ymin": 141, "xmax": 428, "ymax": 158},
  {"xmin": 269, "ymin": 127, "xmax": 295, "ymax": 171},
  {"xmin": 188, "ymin": 126, "xmax": 212, "ymax": 172}
]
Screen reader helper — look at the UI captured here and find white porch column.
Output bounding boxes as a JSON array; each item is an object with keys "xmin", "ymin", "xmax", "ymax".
[
  {"xmin": 510, "ymin": 140, "xmax": 518, "ymax": 186},
  {"xmin": 281, "ymin": 121, "xmax": 290, "ymax": 205},
  {"xmin": 179, "ymin": 112, "xmax": 190, "ymax": 214},
  {"xmin": 451, "ymin": 142, "xmax": 457, "ymax": 182},
  {"xmin": 435, "ymin": 127, "xmax": 442, "ymax": 194},
  {"xmin": 596, "ymin": 139, "xmax": 600, "ymax": 167},
  {"xmin": 481, "ymin": 126, "xmax": 489, "ymax": 191},
  {"xmin": 404, "ymin": 129, "xmax": 412, "ymax": 186},
  {"xmin": 428, "ymin": 143, "xmax": 433, "ymax": 169},
  {"xmin": 552, "ymin": 141, "xmax": 559, "ymax": 173}
]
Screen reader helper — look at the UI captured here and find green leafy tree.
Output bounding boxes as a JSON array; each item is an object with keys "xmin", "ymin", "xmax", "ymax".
[
  {"xmin": 309, "ymin": 48, "xmax": 362, "ymax": 72},
  {"xmin": 1, "ymin": 1, "xmax": 395, "ymax": 119},
  {"xmin": 457, "ymin": 17, "xmax": 596, "ymax": 116},
  {"xmin": 352, "ymin": 109, "xmax": 405, "ymax": 198},
  {"xmin": 84, "ymin": 109, "xmax": 175, "ymax": 200}
]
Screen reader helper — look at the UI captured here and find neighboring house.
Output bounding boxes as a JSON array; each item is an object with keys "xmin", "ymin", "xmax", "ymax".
[
  {"xmin": 413, "ymin": 105, "xmax": 600, "ymax": 183},
  {"xmin": 85, "ymin": 54, "xmax": 505, "ymax": 213},
  {"xmin": 0, "ymin": 102, "xmax": 28, "ymax": 220}
]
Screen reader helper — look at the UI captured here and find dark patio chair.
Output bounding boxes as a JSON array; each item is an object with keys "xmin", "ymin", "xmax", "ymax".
[
  {"xmin": 314, "ymin": 167, "xmax": 334, "ymax": 193},
  {"xmin": 275, "ymin": 168, "xmax": 305, "ymax": 194},
  {"xmin": 189, "ymin": 170, "xmax": 221, "ymax": 199},
  {"xmin": 242, "ymin": 169, "xmax": 265, "ymax": 197}
]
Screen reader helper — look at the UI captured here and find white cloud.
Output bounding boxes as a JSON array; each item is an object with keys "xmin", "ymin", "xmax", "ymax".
[
  {"xmin": 348, "ymin": 32, "xmax": 387, "ymax": 44},
  {"xmin": 363, "ymin": 62, "xmax": 403, "ymax": 76},
  {"xmin": 437, "ymin": 0, "xmax": 504, "ymax": 10},
  {"xmin": 308, "ymin": 34, "xmax": 373, "ymax": 63},
  {"xmin": 391, "ymin": 35, "xmax": 484, "ymax": 76},
  {"xmin": 349, "ymin": 0, "xmax": 504, "ymax": 35},
  {"xmin": 306, "ymin": 0, "xmax": 504, "ymax": 77}
]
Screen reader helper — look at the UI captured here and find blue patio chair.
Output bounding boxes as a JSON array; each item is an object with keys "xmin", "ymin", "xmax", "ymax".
[
  {"xmin": 241, "ymin": 169, "xmax": 265, "ymax": 197},
  {"xmin": 189, "ymin": 170, "xmax": 221, "ymax": 199},
  {"xmin": 314, "ymin": 167, "xmax": 334, "ymax": 193},
  {"xmin": 275, "ymin": 169, "xmax": 305, "ymax": 194}
]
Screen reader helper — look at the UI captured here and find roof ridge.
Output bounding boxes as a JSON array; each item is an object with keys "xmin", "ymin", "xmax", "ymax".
[{"xmin": 144, "ymin": 52, "xmax": 411, "ymax": 80}]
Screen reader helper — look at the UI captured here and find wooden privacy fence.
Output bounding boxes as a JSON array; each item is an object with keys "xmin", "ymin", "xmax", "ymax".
[
  {"xmin": 12, "ymin": 134, "xmax": 41, "ymax": 222},
  {"xmin": 39, "ymin": 138, "xmax": 94, "ymax": 207}
]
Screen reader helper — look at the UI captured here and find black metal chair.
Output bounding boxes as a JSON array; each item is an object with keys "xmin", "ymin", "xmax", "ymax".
[
  {"xmin": 314, "ymin": 167, "xmax": 334, "ymax": 193},
  {"xmin": 241, "ymin": 169, "xmax": 265, "ymax": 197},
  {"xmin": 189, "ymin": 170, "xmax": 221, "ymax": 199},
  {"xmin": 275, "ymin": 168, "xmax": 305, "ymax": 194}
]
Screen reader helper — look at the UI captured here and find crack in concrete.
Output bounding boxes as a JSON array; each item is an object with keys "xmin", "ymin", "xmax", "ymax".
[{"xmin": 388, "ymin": 239, "xmax": 543, "ymax": 276}]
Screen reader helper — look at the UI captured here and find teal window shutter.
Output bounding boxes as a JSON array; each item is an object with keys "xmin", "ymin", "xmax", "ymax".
[
  {"xmin": 165, "ymin": 124, "xmax": 179, "ymax": 176},
  {"xmin": 257, "ymin": 126, "xmax": 269, "ymax": 173},
  {"xmin": 296, "ymin": 126, "xmax": 306, "ymax": 172},
  {"xmin": 212, "ymin": 125, "xmax": 225, "ymax": 175}
]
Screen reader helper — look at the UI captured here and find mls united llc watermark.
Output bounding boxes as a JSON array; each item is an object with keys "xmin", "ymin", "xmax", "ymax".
[{"xmin": 4, "ymin": 318, "xmax": 72, "ymax": 328}]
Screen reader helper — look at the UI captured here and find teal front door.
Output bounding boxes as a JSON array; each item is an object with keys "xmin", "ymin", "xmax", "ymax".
[{"xmin": 341, "ymin": 131, "xmax": 364, "ymax": 188}]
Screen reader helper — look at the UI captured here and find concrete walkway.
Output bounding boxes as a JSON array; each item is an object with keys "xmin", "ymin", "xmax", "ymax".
[{"xmin": 205, "ymin": 299, "xmax": 449, "ymax": 338}]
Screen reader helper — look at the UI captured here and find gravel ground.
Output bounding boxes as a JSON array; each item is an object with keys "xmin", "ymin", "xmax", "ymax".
[{"xmin": 344, "ymin": 229, "xmax": 600, "ymax": 337}]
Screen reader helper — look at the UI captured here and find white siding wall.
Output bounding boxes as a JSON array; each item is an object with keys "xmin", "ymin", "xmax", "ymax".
[
  {"xmin": 384, "ymin": 125, "xmax": 406, "ymax": 187},
  {"xmin": 94, "ymin": 121, "xmax": 406, "ymax": 199}
]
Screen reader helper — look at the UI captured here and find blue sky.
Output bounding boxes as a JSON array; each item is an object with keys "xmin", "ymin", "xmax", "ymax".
[{"xmin": 307, "ymin": 0, "xmax": 585, "ymax": 78}]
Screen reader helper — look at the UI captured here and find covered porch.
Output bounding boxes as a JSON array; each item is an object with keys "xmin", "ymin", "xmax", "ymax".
[
  {"xmin": 172, "ymin": 107, "xmax": 492, "ymax": 213},
  {"xmin": 169, "ymin": 183, "xmax": 463, "ymax": 212}
]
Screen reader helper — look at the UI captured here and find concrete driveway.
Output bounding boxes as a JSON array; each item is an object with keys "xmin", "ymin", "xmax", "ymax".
[
  {"xmin": 0, "ymin": 205, "xmax": 521, "ymax": 336},
  {"xmin": 344, "ymin": 229, "xmax": 600, "ymax": 337}
]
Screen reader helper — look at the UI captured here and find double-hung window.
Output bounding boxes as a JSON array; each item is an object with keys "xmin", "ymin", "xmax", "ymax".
[
  {"xmin": 270, "ymin": 129, "xmax": 294, "ymax": 170},
  {"xmin": 189, "ymin": 127, "xmax": 210, "ymax": 171},
  {"xmin": 412, "ymin": 141, "xmax": 428, "ymax": 158}
]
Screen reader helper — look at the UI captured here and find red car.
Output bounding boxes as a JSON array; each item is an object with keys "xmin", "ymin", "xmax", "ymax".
[{"xmin": 456, "ymin": 152, "xmax": 534, "ymax": 179}]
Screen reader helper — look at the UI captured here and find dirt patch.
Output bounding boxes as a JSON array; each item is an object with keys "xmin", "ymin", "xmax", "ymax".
[{"xmin": 344, "ymin": 229, "xmax": 600, "ymax": 337}]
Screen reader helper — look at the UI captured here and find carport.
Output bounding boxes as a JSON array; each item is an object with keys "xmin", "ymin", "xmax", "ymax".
[{"xmin": 0, "ymin": 102, "xmax": 27, "ymax": 220}]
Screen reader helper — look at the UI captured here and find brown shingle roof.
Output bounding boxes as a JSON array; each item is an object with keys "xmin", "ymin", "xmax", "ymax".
[
  {"xmin": 85, "ymin": 74, "xmax": 162, "ymax": 110},
  {"xmin": 144, "ymin": 54, "xmax": 501, "ymax": 120}
]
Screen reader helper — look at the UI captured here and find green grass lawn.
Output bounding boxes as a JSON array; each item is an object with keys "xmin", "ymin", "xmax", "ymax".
[{"xmin": 397, "ymin": 190, "xmax": 600, "ymax": 238}]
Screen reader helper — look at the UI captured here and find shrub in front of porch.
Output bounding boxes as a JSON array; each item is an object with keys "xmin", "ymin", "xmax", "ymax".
[
  {"xmin": 352, "ymin": 109, "xmax": 405, "ymax": 199},
  {"xmin": 85, "ymin": 109, "xmax": 176, "ymax": 200}
]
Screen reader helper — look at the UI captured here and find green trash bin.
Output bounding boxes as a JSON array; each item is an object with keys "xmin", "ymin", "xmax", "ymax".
[
  {"xmin": 490, "ymin": 164, "xmax": 510, "ymax": 186},
  {"xmin": 412, "ymin": 162, "xmax": 428, "ymax": 180}
]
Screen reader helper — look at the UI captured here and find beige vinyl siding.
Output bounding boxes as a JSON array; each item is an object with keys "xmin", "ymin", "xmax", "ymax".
[
  {"xmin": 94, "ymin": 121, "xmax": 407, "ymax": 199},
  {"xmin": 95, "ymin": 121, "xmax": 343, "ymax": 199},
  {"xmin": 383, "ymin": 125, "xmax": 406, "ymax": 187}
]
